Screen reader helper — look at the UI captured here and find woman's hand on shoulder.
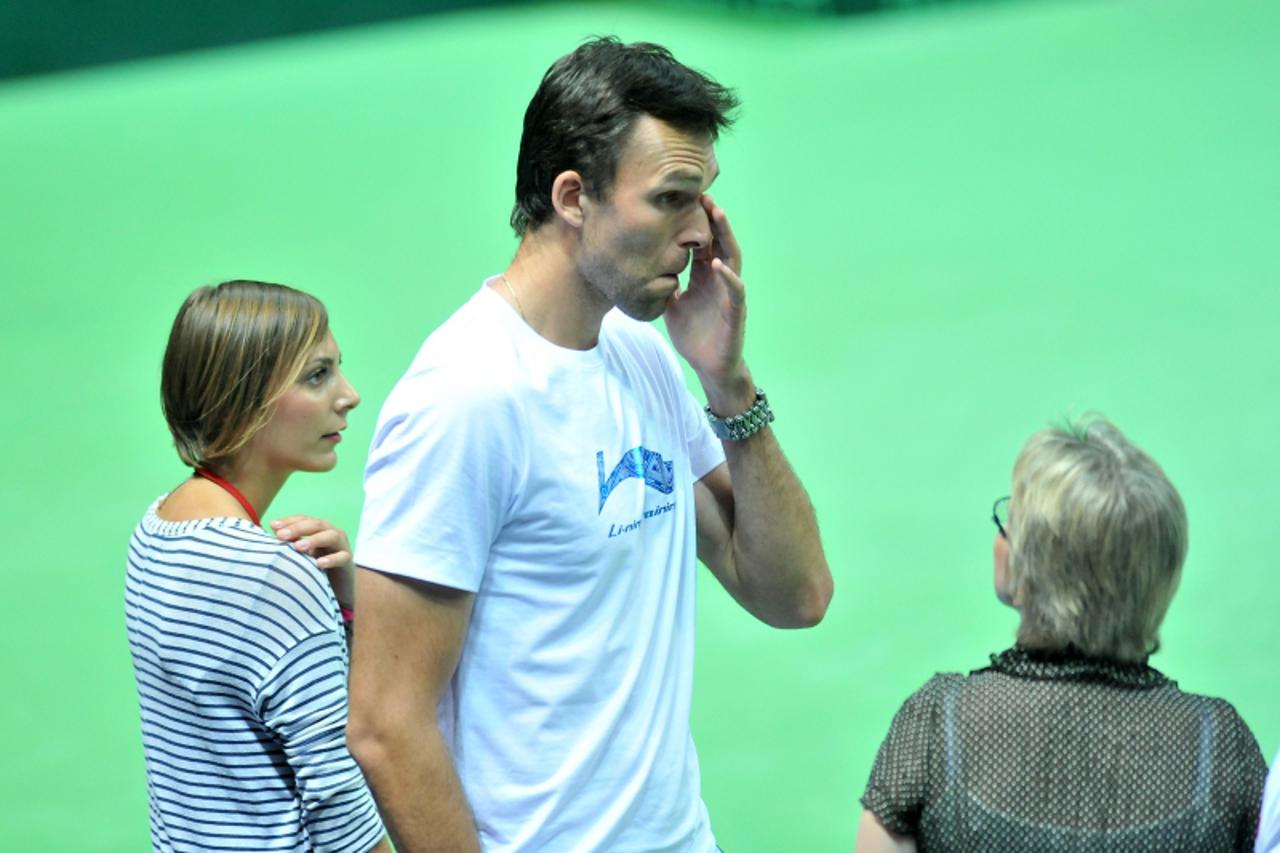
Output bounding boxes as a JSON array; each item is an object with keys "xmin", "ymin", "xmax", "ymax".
[
  {"xmin": 270, "ymin": 515, "xmax": 355, "ymax": 609},
  {"xmin": 270, "ymin": 515, "xmax": 352, "ymax": 570}
]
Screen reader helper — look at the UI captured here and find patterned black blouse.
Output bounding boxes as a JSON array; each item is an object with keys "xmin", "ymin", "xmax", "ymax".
[{"xmin": 861, "ymin": 646, "xmax": 1266, "ymax": 852}]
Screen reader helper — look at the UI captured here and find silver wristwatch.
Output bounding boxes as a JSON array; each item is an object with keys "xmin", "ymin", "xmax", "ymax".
[{"xmin": 705, "ymin": 387, "xmax": 774, "ymax": 441}]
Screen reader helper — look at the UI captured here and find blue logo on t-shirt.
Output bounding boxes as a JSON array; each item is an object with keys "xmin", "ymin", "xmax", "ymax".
[{"xmin": 597, "ymin": 447, "xmax": 674, "ymax": 512}]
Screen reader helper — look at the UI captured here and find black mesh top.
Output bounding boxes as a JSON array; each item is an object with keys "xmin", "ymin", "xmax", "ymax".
[{"xmin": 861, "ymin": 646, "xmax": 1266, "ymax": 852}]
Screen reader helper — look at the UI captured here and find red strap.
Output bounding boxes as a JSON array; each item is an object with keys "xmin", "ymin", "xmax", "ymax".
[{"xmin": 194, "ymin": 468, "xmax": 261, "ymax": 526}]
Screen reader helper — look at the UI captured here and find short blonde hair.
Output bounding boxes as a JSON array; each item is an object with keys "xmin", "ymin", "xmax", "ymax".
[
  {"xmin": 1005, "ymin": 416, "xmax": 1187, "ymax": 662},
  {"xmin": 161, "ymin": 280, "xmax": 328, "ymax": 470}
]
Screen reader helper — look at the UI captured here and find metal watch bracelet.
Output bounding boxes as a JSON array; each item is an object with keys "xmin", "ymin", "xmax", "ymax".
[{"xmin": 705, "ymin": 387, "xmax": 774, "ymax": 441}]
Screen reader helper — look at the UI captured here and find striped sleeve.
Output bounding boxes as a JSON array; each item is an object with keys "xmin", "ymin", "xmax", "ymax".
[
  {"xmin": 128, "ymin": 513, "xmax": 386, "ymax": 851},
  {"xmin": 255, "ymin": 628, "xmax": 383, "ymax": 852}
]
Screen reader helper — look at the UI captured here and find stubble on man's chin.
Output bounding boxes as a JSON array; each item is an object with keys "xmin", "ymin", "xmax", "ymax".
[
  {"xmin": 614, "ymin": 295, "xmax": 670, "ymax": 323},
  {"xmin": 581, "ymin": 267, "xmax": 667, "ymax": 324}
]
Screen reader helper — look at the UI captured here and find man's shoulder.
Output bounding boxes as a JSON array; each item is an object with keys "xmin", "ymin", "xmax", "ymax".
[
  {"xmin": 395, "ymin": 289, "xmax": 523, "ymax": 389},
  {"xmin": 364, "ymin": 289, "xmax": 524, "ymax": 437},
  {"xmin": 414, "ymin": 286, "xmax": 513, "ymax": 363}
]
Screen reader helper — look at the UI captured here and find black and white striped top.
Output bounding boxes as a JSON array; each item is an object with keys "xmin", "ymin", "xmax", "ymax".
[{"xmin": 125, "ymin": 499, "xmax": 384, "ymax": 852}]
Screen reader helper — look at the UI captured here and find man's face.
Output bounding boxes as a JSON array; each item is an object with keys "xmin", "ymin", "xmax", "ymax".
[{"xmin": 576, "ymin": 115, "xmax": 719, "ymax": 321}]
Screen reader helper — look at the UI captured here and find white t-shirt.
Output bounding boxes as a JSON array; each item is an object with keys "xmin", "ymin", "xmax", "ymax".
[{"xmin": 356, "ymin": 282, "xmax": 725, "ymax": 852}]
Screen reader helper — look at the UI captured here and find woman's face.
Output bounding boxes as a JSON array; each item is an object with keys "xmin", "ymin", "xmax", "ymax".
[{"xmin": 241, "ymin": 331, "xmax": 360, "ymax": 476}]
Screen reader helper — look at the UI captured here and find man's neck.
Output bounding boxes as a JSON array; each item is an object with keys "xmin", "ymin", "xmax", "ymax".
[{"xmin": 500, "ymin": 228, "xmax": 610, "ymax": 351}]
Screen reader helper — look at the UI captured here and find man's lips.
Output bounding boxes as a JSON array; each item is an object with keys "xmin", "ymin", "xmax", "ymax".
[{"xmin": 665, "ymin": 255, "xmax": 691, "ymax": 279}]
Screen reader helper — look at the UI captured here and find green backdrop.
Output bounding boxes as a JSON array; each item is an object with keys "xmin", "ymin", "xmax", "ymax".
[{"xmin": 1, "ymin": 0, "xmax": 1276, "ymax": 849}]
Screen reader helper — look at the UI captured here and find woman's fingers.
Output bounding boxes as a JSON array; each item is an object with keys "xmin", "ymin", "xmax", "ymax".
[{"xmin": 269, "ymin": 514, "xmax": 352, "ymax": 569}]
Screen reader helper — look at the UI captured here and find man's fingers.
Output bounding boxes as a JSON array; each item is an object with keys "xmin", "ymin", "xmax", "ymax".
[
  {"xmin": 712, "ymin": 257, "xmax": 746, "ymax": 308},
  {"xmin": 701, "ymin": 194, "xmax": 742, "ymax": 275}
]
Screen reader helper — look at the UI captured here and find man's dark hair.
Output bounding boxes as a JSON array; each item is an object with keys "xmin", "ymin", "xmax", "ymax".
[{"xmin": 510, "ymin": 36, "xmax": 739, "ymax": 236}]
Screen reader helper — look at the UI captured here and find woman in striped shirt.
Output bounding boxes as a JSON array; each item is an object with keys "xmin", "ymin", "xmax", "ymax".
[{"xmin": 125, "ymin": 280, "xmax": 388, "ymax": 852}]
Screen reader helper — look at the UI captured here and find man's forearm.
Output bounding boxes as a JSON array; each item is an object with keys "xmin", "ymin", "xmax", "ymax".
[
  {"xmin": 702, "ymin": 367, "xmax": 833, "ymax": 627},
  {"xmin": 723, "ymin": 427, "xmax": 832, "ymax": 626},
  {"xmin": 351, "ymin": 727, "xmax": 481, "ymax": 853}
]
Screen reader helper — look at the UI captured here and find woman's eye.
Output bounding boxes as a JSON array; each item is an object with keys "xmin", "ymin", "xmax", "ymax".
[{"xmin": 305, "ymin": 368, "xmax": 328, "ymax": 385}]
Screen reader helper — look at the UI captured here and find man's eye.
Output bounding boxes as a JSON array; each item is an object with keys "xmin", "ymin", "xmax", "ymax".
[{"xmin": 658, "ymin": 192, "xmax": 688, "ymax": 207}]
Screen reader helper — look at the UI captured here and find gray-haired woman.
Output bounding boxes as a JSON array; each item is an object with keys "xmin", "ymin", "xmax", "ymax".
[{"xmin": 857, "ymin": 416, "xmax": 1266, "ymax": 852}]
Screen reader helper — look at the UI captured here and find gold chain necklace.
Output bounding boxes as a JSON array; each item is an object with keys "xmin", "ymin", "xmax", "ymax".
[{"xmin": 499, "ymin": 273, "xmax": 527, "ymax": 324}]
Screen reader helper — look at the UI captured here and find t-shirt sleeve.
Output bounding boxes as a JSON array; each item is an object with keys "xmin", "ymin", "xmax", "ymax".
[
  {"xmin": 681, "ymin": 386, "xmax": 725, "ymax": 482},
  {"xmin": 860, "ymin": 676, "xmax": 949, "ymax": 837},
  {"xmin": 355, "ymin": 365, "xmax": 522, "ymax": 591},
  {"xmin": 252, "ymin": 584, "xmax": 385, "ymax": 853}
]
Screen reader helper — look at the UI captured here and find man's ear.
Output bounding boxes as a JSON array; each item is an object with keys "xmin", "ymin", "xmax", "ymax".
[{"xmin": 551, "ymin": 171, "xmax": 586, "ymax": 229}]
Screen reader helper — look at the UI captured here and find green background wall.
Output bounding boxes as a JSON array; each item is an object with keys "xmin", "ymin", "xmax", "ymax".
[
  {"xmin": 1, "ymin": 0, "xmax": 1276, "ymax": 848},
  {"xmin": 2, "ymin": 0, "xmax": 512, "ymax": 79},
  {"xmin": 0, "ymin": 0, "xmax": 976, "ymax": 80}
]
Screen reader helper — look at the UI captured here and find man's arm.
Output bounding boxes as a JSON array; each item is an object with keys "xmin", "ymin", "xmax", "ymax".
[
  {"xmin": 346, "ymin": 567, "xmax": 481, "ymax": 853},
  {"xmin": 666, "ymin": 195, "xmax": 833, "ymax": 627},
  {"xmin": 694, "ymin": 436, "xmax": 830, "ymax": 628}
]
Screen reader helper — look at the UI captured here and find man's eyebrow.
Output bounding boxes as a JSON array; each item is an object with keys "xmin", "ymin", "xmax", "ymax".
[
  {"xmin": 658, "ymin": 169, "xmax": 706, "ymax": 186},
  {"xmin": 660, "ymin": 163, "xmax": 720, "ymax": 190}
]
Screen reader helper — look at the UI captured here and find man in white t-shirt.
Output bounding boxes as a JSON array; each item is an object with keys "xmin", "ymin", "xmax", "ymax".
[{"xmin": 347, "ymin": 37, "xmax": 834, "ymax": 853}]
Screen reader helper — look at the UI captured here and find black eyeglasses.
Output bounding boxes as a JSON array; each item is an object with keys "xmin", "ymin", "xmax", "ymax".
[{"xmin": 992, "ymin": 496, "xmax": 1010, "ymax": 540}]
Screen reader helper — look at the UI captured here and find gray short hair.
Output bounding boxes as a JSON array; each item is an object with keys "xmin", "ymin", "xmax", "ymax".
[{"xmin": 1006, "ymin": 415, "xmax": 1187, "ymax": 662}]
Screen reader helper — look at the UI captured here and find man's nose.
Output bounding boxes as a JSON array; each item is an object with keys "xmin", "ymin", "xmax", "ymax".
[{"xmin": 678, "ymin": 203, "xmax": 711, "ymax": 251}]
